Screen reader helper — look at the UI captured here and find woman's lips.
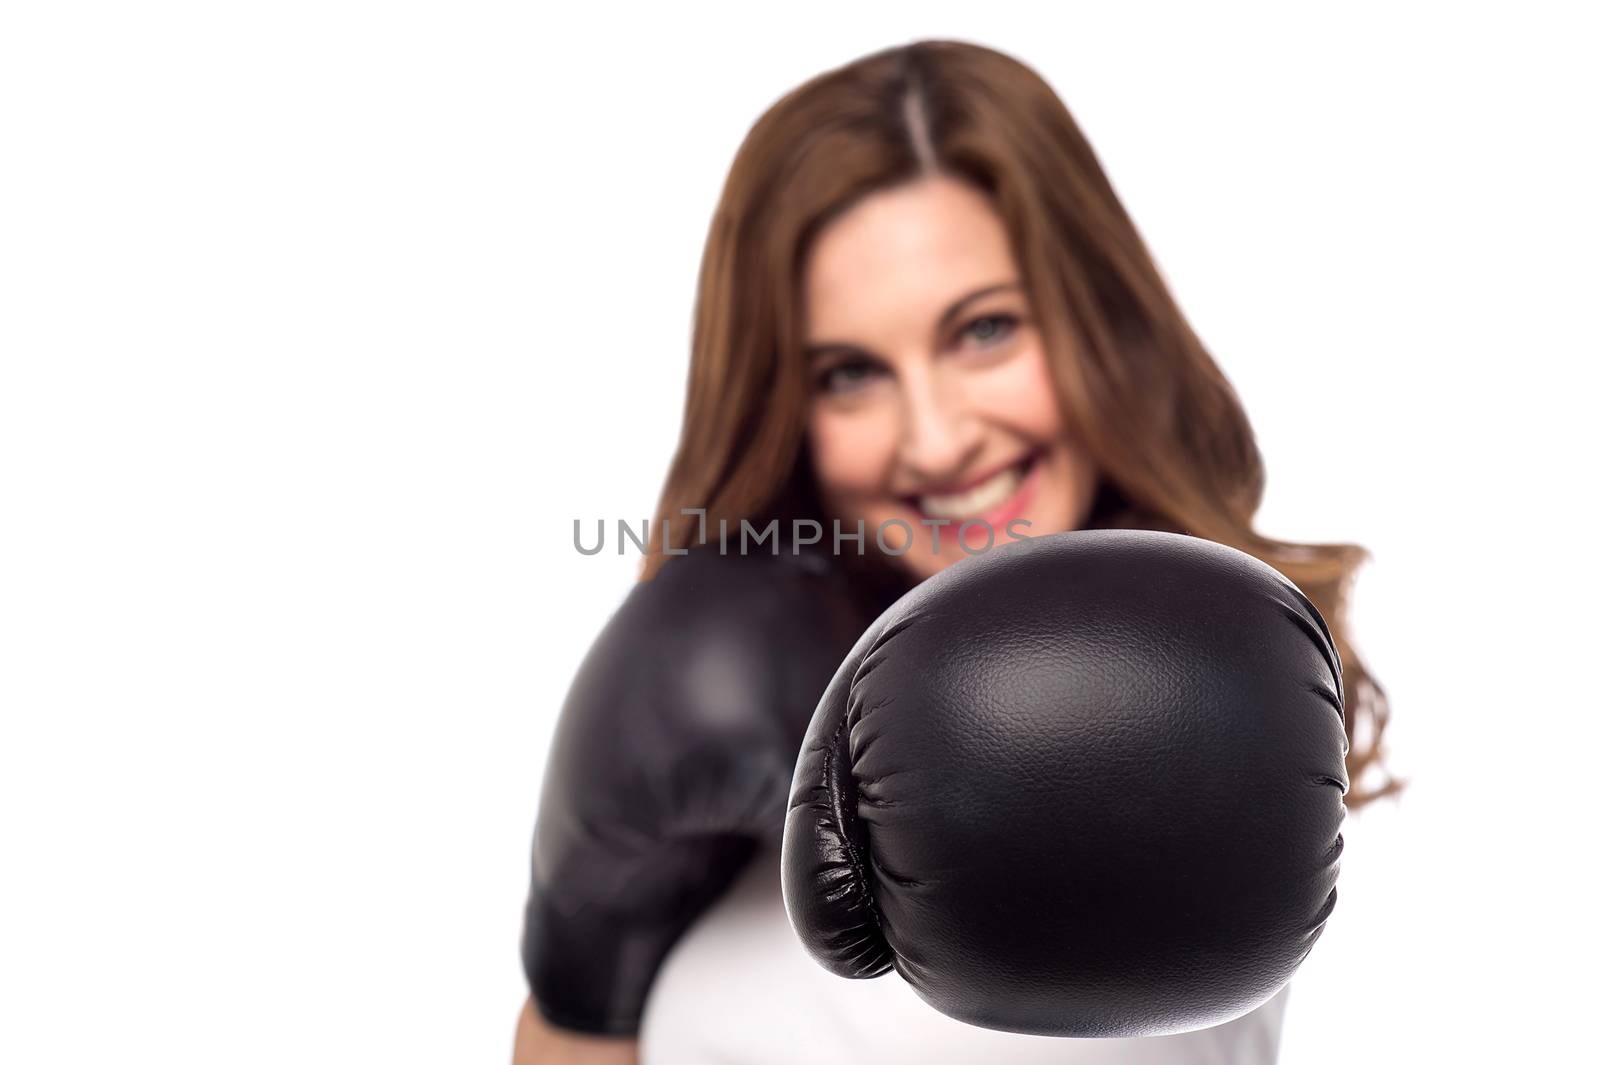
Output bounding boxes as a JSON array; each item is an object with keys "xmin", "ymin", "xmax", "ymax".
[
  {"xmin": 917, "ymin": 464, "xmax": 1024, "ymax": 519},
  {"xmin": 964, "ymin": 453, "xmax": 1042, "ymax": 545},
  {"xmin": 902, "ymin": 452, "xmax": 1043, "ymax": 550}
]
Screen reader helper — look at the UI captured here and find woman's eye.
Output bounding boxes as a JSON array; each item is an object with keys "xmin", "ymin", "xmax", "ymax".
[
  {"xmin": 958, "ymin": 313, "xmax": 1019, "ymax": 350},
  {"xmin": 817, "ymin": 358, "xmax": 885, "ymax": 395}
]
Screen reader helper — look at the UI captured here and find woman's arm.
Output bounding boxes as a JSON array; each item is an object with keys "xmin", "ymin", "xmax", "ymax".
[{"xmin": 512, "ymin": 997, "xmax": 638, "ymax": 1065}]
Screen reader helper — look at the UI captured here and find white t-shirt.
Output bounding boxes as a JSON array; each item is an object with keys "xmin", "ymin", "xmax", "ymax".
[{"xmin": 640, "ymin": 847, "xmax": 1288, "ymax": 1064}]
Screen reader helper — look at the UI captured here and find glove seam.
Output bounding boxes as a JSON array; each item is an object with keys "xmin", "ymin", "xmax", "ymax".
[{"xmin": 824, "ymin": 707, "xmax": 889, "ymax": 954}]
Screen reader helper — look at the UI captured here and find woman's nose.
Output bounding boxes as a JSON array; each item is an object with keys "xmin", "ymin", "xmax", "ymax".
[{"xmin": 896, "ymin": 364, "xmax": 982, "ymax": 484}]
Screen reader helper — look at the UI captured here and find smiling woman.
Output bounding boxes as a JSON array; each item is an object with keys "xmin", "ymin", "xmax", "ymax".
[
  {"xmin": 518, "ymin": 37, "xmax": 1400, "ymax": 1065},
  {"xmin": 800, "ymin": 177, "xmax": 1099, "ymax": 579}
]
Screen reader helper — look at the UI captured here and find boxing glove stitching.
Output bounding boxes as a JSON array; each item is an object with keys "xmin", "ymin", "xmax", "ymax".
[
  {"xmin": 1268, "ymin": 588, "xmax": 1346, "ymax": 716},
  {"xmin": 822, "ymin": 709, "xmax": 888, "ymax": 949},
  {"xmin": 838, "ymin": 614, "xmax": 928, "ymax": 921},
  {"xmin": 1308, "ymin": 885, "xmax": 1338, "ymax": 930},
  {"xmin": 817, "ymin": 613, "xmax": 927, "ymax": 976}
]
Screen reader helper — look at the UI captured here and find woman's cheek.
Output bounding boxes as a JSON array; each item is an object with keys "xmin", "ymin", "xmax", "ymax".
[
  {"xmin": 808, "ymin": 406, "xmax": 890, "ymax": 517},
  {"xmin": 974, "ymin": 342, "xmax": 1066, "ymax": 440}
]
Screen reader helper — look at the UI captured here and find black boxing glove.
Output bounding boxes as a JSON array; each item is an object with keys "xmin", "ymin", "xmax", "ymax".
[
  {"xmin": 521, "ymin": 544, "xmax": 894, "ymax": 1035},
  {"xmin": 782, "ymin": 529, "xmax": 1349, "ymax": 1037}
]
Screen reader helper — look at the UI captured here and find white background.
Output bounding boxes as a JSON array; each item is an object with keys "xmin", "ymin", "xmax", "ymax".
[{"xmin": 2, "ymin": 3, "xmax": 1596, "ymax": 1061}]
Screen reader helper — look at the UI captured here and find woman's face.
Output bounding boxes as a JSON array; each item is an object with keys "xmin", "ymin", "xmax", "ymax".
[{"xmin": 803, "ymin": 175, "xmax": 1099, "ymax": 583}]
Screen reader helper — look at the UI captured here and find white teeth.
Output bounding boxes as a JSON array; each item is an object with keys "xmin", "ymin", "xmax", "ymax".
[{"xmin": 918, "ymin": 464, "xmax": 1024, "ymax": 520}]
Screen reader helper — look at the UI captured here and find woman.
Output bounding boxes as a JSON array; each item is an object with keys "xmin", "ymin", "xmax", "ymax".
[{"xmin": 515, "ymin": 38, "xmax": 1398, "ymax": 1064}]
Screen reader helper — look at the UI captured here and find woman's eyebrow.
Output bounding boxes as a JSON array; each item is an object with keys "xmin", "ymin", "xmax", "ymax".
[
  {"xmin": 934, "ymin": 280, "xmax": 1023, "ymax": 334},
  {"xmin": 803, "ymin": 280, "xmax": 1023, "ymax": 360}
]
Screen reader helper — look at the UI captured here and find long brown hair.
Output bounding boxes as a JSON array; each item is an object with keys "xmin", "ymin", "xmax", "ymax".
[{"xmin": 644, "ymin": 39, "xmax": 1400, "ymax": 808}]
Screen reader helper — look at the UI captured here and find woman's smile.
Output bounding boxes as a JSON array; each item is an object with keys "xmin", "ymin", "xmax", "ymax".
[{"xmin": 904, "ymin": 449, "xmax": 1038, "ymax": 521}]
